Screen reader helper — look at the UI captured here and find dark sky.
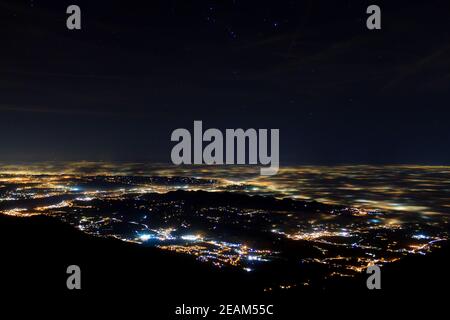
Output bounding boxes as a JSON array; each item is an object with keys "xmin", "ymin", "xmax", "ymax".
[{"xmin": 1, "ymin": 0, "xmax": 449, "ymax": 164}]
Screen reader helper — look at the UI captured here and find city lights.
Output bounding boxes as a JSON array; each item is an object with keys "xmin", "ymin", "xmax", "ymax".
[{"xmin": 0, "ymin": 162, "xmax": 448, "ymax": 286}]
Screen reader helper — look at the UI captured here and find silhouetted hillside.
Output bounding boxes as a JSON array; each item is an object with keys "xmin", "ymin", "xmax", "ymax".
[{"xmin": 1, "ymin": 191, "xmax": 449, "ymax": 318}]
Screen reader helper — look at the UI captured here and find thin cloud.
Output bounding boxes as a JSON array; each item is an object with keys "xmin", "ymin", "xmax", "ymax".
[{"xmin": 0, "ymin": 104, "xmax": 132, "ymax": 117}]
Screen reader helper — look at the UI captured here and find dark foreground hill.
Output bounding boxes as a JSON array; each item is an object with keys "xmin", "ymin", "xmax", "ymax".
[
  {"xmin": 0, "ymin": 191, "xmax": 449, "ymax": 317},
  {"xmin": 0, "ymin": 213, "xmax": 260, "ymax": 296}
]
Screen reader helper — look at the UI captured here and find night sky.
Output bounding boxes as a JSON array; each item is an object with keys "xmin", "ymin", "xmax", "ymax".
[{"xmin": 1, "ymin": 0, "xmax": 449, "ymax": 164}]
